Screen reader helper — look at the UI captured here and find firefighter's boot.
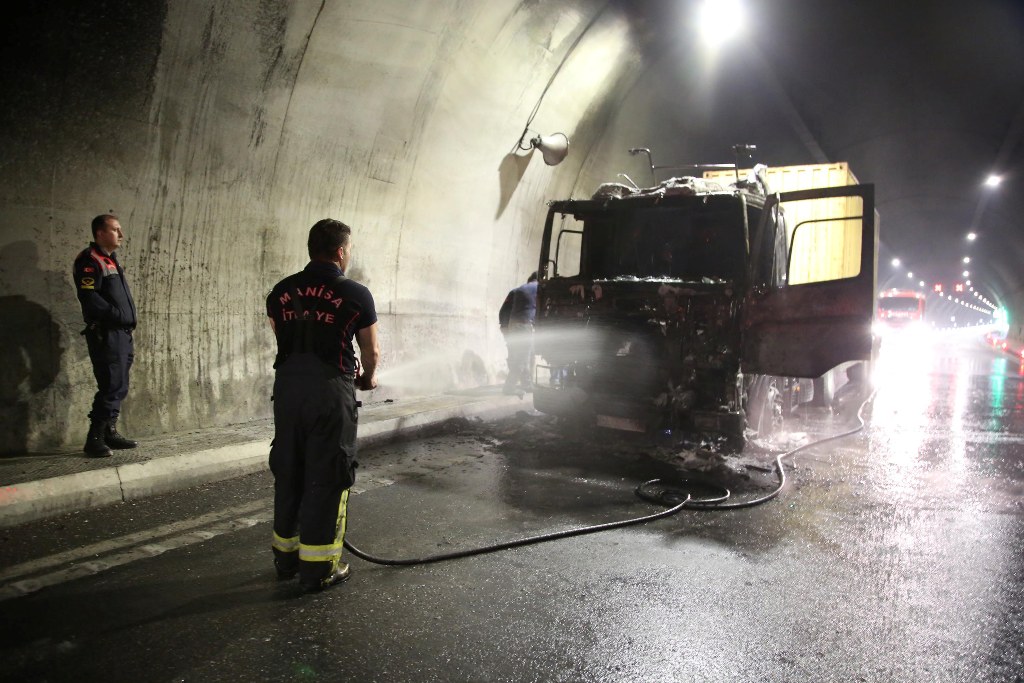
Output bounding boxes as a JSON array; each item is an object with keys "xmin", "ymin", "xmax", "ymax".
[
  {"xmin": 274, "ymin": 556, "xmax": 298, "ymax": 581},
  {"xmin": 83, "ymin": 421, "xmax": 113, "ymax": 458},
  {"xmin": 105, "ymin": 418, "xmax": 138, "ymax": 449},
  {"xmin": 300, "ymin": 563, "xmax": 351, "ymax": 593}
]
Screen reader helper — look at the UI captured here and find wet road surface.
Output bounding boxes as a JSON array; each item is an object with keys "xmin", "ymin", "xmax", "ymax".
[{"xmin": 1, "ymin": 329, "xmax": 1022, "ymax": 681}]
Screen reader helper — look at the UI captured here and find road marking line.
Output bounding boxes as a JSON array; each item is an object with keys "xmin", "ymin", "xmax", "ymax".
[
  {"xmin": 0, "ymin": 474, "xmax": 399, "ymax": 599},
  {"xmin": 0, "ymin": 509, "xmax": 274, "ymax": 601},
  {"xmin": 0, "ymin": 498, "xmax": 271, "ymax": 583}
]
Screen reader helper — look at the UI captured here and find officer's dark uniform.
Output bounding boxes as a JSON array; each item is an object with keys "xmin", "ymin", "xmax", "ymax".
[
  {"xmin": 73, "ymin": 242, "xmax": 138, "ymax": 449},
  {"xmin": 266, "ymin": 260, "xmax": 376, "ymax": 589}
]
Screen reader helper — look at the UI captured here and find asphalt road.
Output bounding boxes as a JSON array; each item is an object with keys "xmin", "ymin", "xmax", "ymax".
[{"xmin": 1, "ymin": 328, "xmax": 1022, "ymax": 682}]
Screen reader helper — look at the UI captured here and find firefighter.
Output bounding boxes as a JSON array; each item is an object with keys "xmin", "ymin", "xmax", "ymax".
[
  {"xmin": 73, "ymin": 214, "xmax": 138, "ymax": 457},
  {"xmin": 266, "ymin": 218, "xmax": 380, "ymax": 593}
]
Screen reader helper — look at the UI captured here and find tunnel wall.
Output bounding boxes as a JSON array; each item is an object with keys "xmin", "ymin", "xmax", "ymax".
[{"xmin": 0, "ymin": 0, "xmax": 647, "ymax": 452}]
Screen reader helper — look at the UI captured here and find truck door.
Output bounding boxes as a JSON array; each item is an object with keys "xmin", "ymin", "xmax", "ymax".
[{"xmin": 741, "ymin": 184, "xmax": 877, "ymax": 377}]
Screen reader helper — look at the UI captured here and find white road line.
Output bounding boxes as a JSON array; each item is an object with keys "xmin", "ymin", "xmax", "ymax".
[
  {"xmin": 0, "ymin": 511, "xmax": 273, "ymax": 601},
  {"xmin": 0, "ymin": 474, "xmax": 399, "ymax": 600},
  {"xmin": 0, "ymin": 498, "xmax": 272, "ymax": 583}
]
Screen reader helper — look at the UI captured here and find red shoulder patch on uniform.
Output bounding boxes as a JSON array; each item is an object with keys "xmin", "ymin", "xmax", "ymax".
[{"xmin": 87, "ymin": 249, "xmax": 119, "ymax": 276}]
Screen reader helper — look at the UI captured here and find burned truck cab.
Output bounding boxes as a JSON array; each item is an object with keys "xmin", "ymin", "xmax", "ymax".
[{"xmin": 533, "ymin": 168, "xmax": 877, "ymax": 448}]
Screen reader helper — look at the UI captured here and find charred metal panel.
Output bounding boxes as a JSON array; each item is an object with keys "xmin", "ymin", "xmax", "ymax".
[{"xmin": 536, "ymin": 277, "xmax": 742, "ymax": 430}]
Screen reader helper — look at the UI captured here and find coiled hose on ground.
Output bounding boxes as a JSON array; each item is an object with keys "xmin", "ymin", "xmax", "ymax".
[{"xmin": 343, "ymin": 392, "xmax": 874, "ymax": 566}]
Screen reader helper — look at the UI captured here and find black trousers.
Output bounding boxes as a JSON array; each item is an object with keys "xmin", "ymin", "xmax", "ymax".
[
  {"xmin": 269, "ymin": 355, "xmax": 358, "ymax": 582},
  {"xmin": 85, "ymin": 327, "xmax": 134, "ymax": 421}
]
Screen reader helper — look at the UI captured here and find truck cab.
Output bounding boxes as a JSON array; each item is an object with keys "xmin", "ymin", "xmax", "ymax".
[{"xmin": 532, "ymin": 166, "xmax": 877, "ymax": 449}]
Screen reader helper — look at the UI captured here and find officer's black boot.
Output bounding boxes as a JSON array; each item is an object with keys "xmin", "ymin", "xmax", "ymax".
[
  {"xmin": 105, "ymin": 418, "xmax": 138, "ymax": 449},
  {"xmin": 83, "ymin": 421, "xmax": 113, "ymax": 458}
]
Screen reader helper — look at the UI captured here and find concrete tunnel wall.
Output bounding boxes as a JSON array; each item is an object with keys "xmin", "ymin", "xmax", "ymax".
[{"xmin": 0, "ymin": 0, "xmax": 658, "ymax": 452}]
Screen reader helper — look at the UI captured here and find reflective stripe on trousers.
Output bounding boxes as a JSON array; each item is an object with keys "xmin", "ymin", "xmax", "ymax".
[{"xmin": 271, "ymin": 489, "xmax": 349, "ymax": 569}]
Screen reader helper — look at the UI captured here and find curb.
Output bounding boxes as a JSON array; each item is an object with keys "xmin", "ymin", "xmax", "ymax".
[{"xmin": 0, "ymin": 396, "xmax": 529, "ymax": 528}]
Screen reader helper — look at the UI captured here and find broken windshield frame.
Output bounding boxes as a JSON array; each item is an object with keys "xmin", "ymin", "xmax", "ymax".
[{"xmin": 546, "ymin": 195, "xmax": 750, "ymax": 284}]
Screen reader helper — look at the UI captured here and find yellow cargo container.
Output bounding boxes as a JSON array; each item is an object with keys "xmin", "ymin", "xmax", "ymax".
[{"xmin": 704, "ymin": 163, "xmax": 864, "ymax": 285}]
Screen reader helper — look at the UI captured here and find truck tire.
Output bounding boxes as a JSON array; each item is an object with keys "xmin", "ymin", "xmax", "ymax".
[{"xmin": 745, "ymin": 374, "xmax": 784, "ymax": 438}]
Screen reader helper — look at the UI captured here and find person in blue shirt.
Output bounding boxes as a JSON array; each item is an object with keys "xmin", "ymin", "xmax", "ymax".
[{"xmin": 502, "ymin": 272, "xmax": 537, "ymax": 395}]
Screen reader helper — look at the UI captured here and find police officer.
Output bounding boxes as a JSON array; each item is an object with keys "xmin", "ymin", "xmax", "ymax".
[
  {"xmin": 73, "ymin": 214, "xmax": 138, "ymax": 457},
  {"xmin": 266, "ymin": 218, "xmax": 380, "ymax": 593}
]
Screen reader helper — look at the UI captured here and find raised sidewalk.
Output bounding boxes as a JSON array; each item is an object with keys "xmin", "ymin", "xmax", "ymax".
[{"xmin": 0, "ymin": 389, "xmax": 527, "ymax": 528}]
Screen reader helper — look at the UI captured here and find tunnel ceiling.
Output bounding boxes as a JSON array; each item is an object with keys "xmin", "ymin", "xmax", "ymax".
[
  {"xmin": 2, "ymin": 0, "xmax": 1020, "ymax": 312},
  {"xmin": 616, "ymin": 0, "xmax": 1024, "ymax": 321}
]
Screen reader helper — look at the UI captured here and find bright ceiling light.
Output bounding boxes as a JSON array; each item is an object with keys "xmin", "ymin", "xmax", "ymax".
[
  {"xmin": 907, "ymin": 272, "xmax": 913, "ymax": 278},
  {"xmin": 696, "ymin": 0, "xmax": 746, "ymax": 46},
  {"xmin": 966, "ymin": 232, "xmax": 977, "ymax": 241},
  {"xmin": 891, "ymin": 258, "xmax": 901, "ymax": 267},
  {"xmin": 918, "ymin": 280, "xmax": 925, "ymax": 287},
  {"xmin": 984, "ymin": 174, "xmax": 1003, "ymax": 188},
  {"xmin": 963, "ymin": 270, "xmax": 970, "ymax": 277},
  {"xmin": 962, "ymin": 256, "xmax": 970, "ymax": 264}
]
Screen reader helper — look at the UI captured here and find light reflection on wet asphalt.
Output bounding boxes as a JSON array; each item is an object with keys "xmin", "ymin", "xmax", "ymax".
[{"xmin": 1, "ymin": 328, "xmax": 1021, "ymax": 682}]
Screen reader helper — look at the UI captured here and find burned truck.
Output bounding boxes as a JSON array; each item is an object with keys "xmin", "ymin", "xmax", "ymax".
[{"xmin": 532, "ymin": 162, "xmax": 877, "ymax": 448}]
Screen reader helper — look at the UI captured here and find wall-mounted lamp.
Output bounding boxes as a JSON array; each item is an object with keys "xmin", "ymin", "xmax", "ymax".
[
  {"xmin": 525, "ymin": 132, "xmax": 569, "ymax": 166},
  {"xmin": 517, "ymin": 129, "xmax": 569, "ymax": 166}
]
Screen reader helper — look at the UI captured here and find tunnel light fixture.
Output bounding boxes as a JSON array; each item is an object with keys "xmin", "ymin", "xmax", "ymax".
[
  {"xmin": 962, "ymin": 256, "xmax": 970, "ymax": 264},
  {"xmin": 891, "ymin": 258, "xmax": 901, "ymax": 267},
  {"xmin": 966, "ymin": 232, "xmax": 977, "ymax": 241},
  {"xmin": 963, "ymin": 270, "xmax": 970, "ymax": 277},
  {"xmin": 696, "ymin": 0, "xmax": 747, "ymax": 46},
  {"xmin": 528, "ymin": 133, "xmax": 570, "ymax": 166},
  {"xmin": 984, "ymin": 174, "xmax": 1003, "ymax": 188}
]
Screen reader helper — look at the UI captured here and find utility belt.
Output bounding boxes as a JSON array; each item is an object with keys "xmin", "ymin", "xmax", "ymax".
[{"xmin": 275, "ymin": 353, "xmax": 362, "ymax": 408}]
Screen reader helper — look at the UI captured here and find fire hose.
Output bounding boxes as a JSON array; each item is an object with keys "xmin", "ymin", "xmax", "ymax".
[{"xmin": 342, "ymin": 392, "xmax": 875, "ymax": 566}]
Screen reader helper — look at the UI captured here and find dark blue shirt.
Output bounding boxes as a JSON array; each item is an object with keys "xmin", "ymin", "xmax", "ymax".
[
  {"xmin": 510, "ymin": 281, "xmax": 537, "ymax": 324},
  {"xmin": 267, "ymin": 261, "xmax": 377, "ymax": 374}
]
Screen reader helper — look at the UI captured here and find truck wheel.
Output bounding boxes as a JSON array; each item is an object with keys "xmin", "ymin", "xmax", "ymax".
[{"xmin": 746, "ymin": 374, "xmax": 784, "ymax": 438}]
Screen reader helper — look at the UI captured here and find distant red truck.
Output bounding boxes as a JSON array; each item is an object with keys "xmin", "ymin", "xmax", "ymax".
[{"xmin": 876, "ymin": 289, "xmax": 926, "ymax": 330}]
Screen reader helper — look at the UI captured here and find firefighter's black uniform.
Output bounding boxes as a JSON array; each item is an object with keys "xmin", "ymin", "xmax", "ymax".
[
  {"xmin": 73, "ymin": 243, "xmax": 138, "ymax": 450},
  {"xmin": 266, "ymin": 260, "xmax": 377, "ymax": 589}
]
